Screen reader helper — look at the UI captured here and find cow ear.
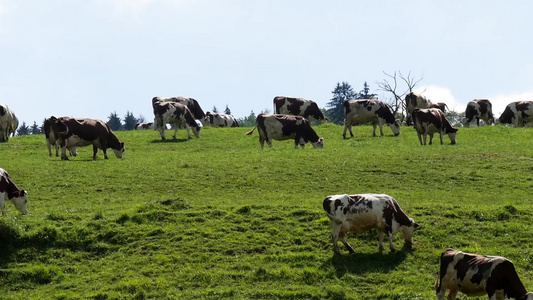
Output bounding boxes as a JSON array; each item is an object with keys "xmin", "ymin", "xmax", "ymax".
[
  {"xmin": 413, "ymin": 222, "xmax": 420, "ymax": 229},
  {"xmin": 19, "ymin": 190, "xmax": 27, "ymax": 197}
]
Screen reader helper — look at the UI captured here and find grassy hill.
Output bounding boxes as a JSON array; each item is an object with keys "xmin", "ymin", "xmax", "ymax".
[{"xmin": 1, "ymin": 124, "xmax": 532, "ymax": 299}]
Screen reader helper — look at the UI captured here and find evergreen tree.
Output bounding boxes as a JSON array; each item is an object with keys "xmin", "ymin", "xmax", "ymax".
[
  {"xmin": 212, "ymin": 106, "xmax": 218, "ymax": 113},
  {"xmin": 237, "ymin": 110, "xmax": 256, "ymax": 127},
  {"xmin": 123, "ymin": 111, "xmax": 138, "ymax": 131},
  {"xmin": 326, "ymin": 82, "xmax": 357, "ymax": 125},
  {"xmin": 224, "ymin": 105, "xmax": 231, "ymax": 115},
  {"xmin": 30, "ymin": 121, "xmax": 40, "ymax": 135},
  {"xmin": 358, "ymin": 81, "xmax": 377, "ymax": 99},
  {"xmin": 16, "ymin": 122, "xmax": 30, "ymax": 136},
  {"xmin": 107, "ymin": 111, "xmax": 122, "ymax": 131}
]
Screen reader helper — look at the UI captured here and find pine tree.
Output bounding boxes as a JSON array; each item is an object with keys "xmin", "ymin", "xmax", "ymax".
[
  {"xmin": 16, "ymin": 122, "xmax": 30, "ymax": 136},
  {"xmin": 325, "ymin": 82, "xmax": 357, "ymax": 125},
  {"xmin": 237, "ymin": 110, "xmax": 256, "ymax": 127},
  {"xmin": 123, "ymin": 111, "xmax": 138, "ymax": 131},
  {"xmin": 224, "ymin": 105, "xmax": 231, "ymax": 115},
  {"xmin": 30, "ymin": 121, "xmax": 41, "ymax": 134},
  {"xmin": 358, "ymin": 81, "xmax": 377, "ymax": 99},
  {"xmin": 107, "ymin": 111, "xmax": 122, "ymax": 131},
  {"xmin": 212, "ymin": 106, "xmax": 218, "ymax": 113}
]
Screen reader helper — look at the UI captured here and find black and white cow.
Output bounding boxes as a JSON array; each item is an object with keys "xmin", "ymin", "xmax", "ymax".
[
  {"xmin": 412, "ymin": 108, "xmax": 458, "ymax": 145},
  {"xmin": 436, "ymin": 249, "xmax": 533, "ymax": 300},
  {"xmin": 153, "ymin": 101, "xmax": 201, "ymax": 140},
  {"xmin": 498, "ymin": 101, "xmax": 533, "ymax": 127},
  {"xmin": 0, "ymin": 104, "xmax": 16, "ymax": 142},
  {"xmin": 273, "ymin": 96, "xmax": 327, "ymax": 123},
  {"xmin": 44, "ymin": 117, "xmax": 78, "ymax": 157},
  {"xmin": 50, "ymin": 117, "xmax": 125, "ymax": 160},
  {"xmin": 152, "ymin": 96, "xmax": 205, "ymax": 120},
  {"xmin": 246, "ymin": 114, "xmax": 324, "ymax": 149},
  {"xmin": 462, "ymin": 99, "xmax": 494, "ymax": 127},
  {"xmin": 0, "ymin": 168, "xmax": 28, "ymax": 216},
  {"xmin": 203, "ymin": 112, "xmax": 239, "ymax": 127},
  {"xmin": 323, "ymin": 194, "xmax": 419, "ymax": 254},
  {"xmin": 405, "ymin": 92, "xmax": 432, "ymax": 125},
  {"xmin": 134, "ymin": 122, "xmax": 154, "ymax": 130},
  {"xmin": 343, "ymin": 99, "xmax": 400, "ymax": 139}
]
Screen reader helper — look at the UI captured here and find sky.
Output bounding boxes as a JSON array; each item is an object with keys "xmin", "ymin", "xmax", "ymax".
[{"xmin": 1, "ymin": 0, "xmax": 533, "ymax": 126}]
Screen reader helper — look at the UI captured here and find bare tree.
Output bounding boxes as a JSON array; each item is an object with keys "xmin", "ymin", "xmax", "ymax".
[{"xmin": 376, "ymin": 71, "xmax": 423, "ymax": 123}]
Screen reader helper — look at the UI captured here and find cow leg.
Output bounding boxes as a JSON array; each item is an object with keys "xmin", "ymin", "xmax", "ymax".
[
  {"xmin": 330, "ymin": 222, "xmax": 342, "ymax": 254},
  {"xmin": 428, "ymin": 133, "xmax": 434, "ymax": 145},
  {"xmin": 372, "ymin": 123, "xmax": 378, "ymax": 137},
  {"xmin": 157, "ymin": 126, "xmax": 166, "ymax": 140},
  {"xmin": 92, "ymin": 145, "xmax": 99, "ymax": 160},
  {"xmin": 423, "ymin": 133, "xmax": 428, "ymax": 145},
  {"xmin": 173, "ymin": 126, "xmax": 179, "ymax": 139},
  {"xmin": 378, "ymin": 231, "xmax": 385, "ymax": 252},
  {"xmin": 417, "ymin": 133, "xmax": 423, "ymax": 145},
  {"xmin": 61, "ymin": 144, "xmax": 69, "ymax": 160},
  {"xmin": 343, "ymin": 123, "xmax": 353, "ymax": 139},
  {"xmin": 259, "ymin": 137, "xmax": 265, "ymax": 150},
  {"xmin": 439, "ymin": 131, "xmax": 444, "ymax": 145},
  {"xmin": 0, "ymin": 194, "xmax": 6, "ymax": 216},
  {"xmin": 387, "ymin": 232, "xmax": 396, "ymax": 252},
  {"xmin": 446, "ymin": 290, "xmax": 458, "ymax": 300}
]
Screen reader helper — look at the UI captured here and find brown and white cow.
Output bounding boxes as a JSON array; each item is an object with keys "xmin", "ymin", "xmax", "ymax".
[
  {"xmin": 0, "ymin": 104, "xmax": 16, "ymax": 142},
  {"xmin": 246, "ymin": 114, "xmax": 324, "ymax": 149},
  {"xmin": 134, "ymin": 122, "xmax": 154, "ymax": 130},
  {"xmin": 323, "ymin": 193, "xmax": 419, "ymax": 254},
  {"xmin": 44, "ymin": 117, "xmax": 78, "ymax": 157},
  {"xmin": 153, "ymin": 101, "xmax": 201, "ymax": 140},
  {"xmin": 343, "ymin": 99, "xmax": 400, "ymax": 139},
  {"xmin": 0, "ymin": 168, "xmax": 28, "ymax": 216},
  {"xmin": 462, "ymin": 99, "xmax": 494, "ymax": 127},
  {"xmin": 50, "ymin": 117, "xmax": 125, "ymax": 160},
  {"xmin": 498, "ymin": 101, "xmax": 533, "ymax": 127},
  {"xmin": 412, "ymin": 108, "xmax": 458, "ymax": 145},
  {"xmin": 429, "ymin": 102, "xmax": 449, "ymax": 113},
  {"xmin": 405, "ymin": 92, "xmax": 432, "ymax": 125},
  {"xmin": 152, "ymin": 96, "xmax": 205, "ymax": 120},
  {"xmin": 436, "ymin": 249, "xmax": 533, "ymax": 300},
  {"xmin": 203, "ymin": 112, "xmax": 239, "ymax": 127},
  {"xmin": 273, "ymin": 96, "xmax": 327, "ymax": 123}
]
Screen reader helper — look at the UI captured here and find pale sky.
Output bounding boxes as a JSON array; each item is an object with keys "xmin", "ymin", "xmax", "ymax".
[{"xmin": 1, "ymin": 0, "xmax": 533, "ymax": 126}]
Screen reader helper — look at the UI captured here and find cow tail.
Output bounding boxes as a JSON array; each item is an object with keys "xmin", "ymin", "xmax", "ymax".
[
  {"xmin": 246, "ymin": 127, "xmax": 257, "ymax": 136},
  {"xmin": 434, "ymin": 272, "xmax": 440, "ymax": 291}
]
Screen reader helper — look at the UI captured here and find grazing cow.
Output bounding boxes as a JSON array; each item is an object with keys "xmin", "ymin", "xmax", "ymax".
[
  {"xmin": 134, "ymin": 122, "xmax": 154, "ymax": 130},
  {"xmin": 152, "ymin": 96, "xmax": 205, "ymax": 120},
  {"xmin": 0, "ymin": 168, "xmax": 28, "ymax": 216},
  {"xmin": 273, "ymin": 96, "xmax": 327, "ymax": 123},
  {"xmin": 246, "ymin": 114, "xmax": 324, "ymax": 149},
  {"xmin": 405, "ymin": 92, "xmax": 432, "ymax": 125},
  {"xmin": 498, "ymin": 101, "xmax": 533, "ymax": 127},
  {"xmin": 429, "ymin": 102, "xmax": 449, "ymax": 113},
  {"xmin": 10, "ymin": 114, "xmax": 18, "ymax": 137},
  {"xmin": 323, "ymin": 194, "xmax": 419, "ymax": 254},
  {"xmin": 44, "ymin": 117, "xmax": 78, "ymax": 157},
  {"xmin": 412, "ymin": 108, "xmax": 458, "ymax": 145},
  {"xmin": 50, "ymin": 117, "xmax": 125, "ymax": 160},
  {"xmin": 462, "ymin": 99, "xmax": 494, "ymax": 127},
  {"xmin": 153, "ymin": 101, "xmax": 201, "ymax": 140},
  {"xmin": 343, "ymin": 99, "xmax": 400, "ymax": 139},
  {"xmin": 203, "ymin": 112, "xmax": 239, "ymax": 127},
  {"xmin": 0, "ymin": 104, "xmax": 16, "ymax": 142},
  {"xmin": 436, "ymin": 248, "xmax": 533, "ymax": 300}
]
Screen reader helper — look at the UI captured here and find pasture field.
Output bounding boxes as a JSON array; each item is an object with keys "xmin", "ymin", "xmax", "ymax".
[{"xmin": 1, "ymin": 124, "xmax": 532, "ymax": 299}]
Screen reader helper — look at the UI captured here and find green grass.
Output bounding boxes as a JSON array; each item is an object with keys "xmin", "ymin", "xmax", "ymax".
[{"xmin": 0, "ymin": 124, "xmax": 532, "ymax": 299}]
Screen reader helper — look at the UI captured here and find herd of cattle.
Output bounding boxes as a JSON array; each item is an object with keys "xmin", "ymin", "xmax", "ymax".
[{"xmin": 2, "ymin": 93, "xmax": 533, "ymax": 299}]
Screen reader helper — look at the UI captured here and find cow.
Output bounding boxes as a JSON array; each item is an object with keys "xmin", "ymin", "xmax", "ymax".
[
  {"xmin": 322, "ymin": 193, "xmax": 419, "ymax": 254},
  {"xmin": 134, "ymin": 122, "xmax": 154, "ymax": 130},
  {"xmin": 412, "ymin": 108, "xmax": 458, "ymax": 145},
  {"xmin": 405, "ymin": 92, "xmax": 432, "ymax": 125},
  {"xmin": 203, "ymin": 111, "xmax": 239, "ymax": 127},
  {"xmin": 153, "ymin": 101, "xmax": 201, "ymax": 140},
  {"xmin": 44, "ymin": 117, "xmax": 78, "ymax": 157},
  {"xmin": 343, "ymin": 99, "xmax": 400, "ymax": 139},
  {"xmin": 273, "ymin": 96, "xmax": 328, "ymax": 123},
  {"xmin": 246, "ymin": 114, "xmax": 324, "ymax": 149},
  {"xmin": 436, "ymin": 248, "xmax": 533, "ymax": 300},
  {"xmin": 152, "ymin": 96, "xmax": 205, "ymax": 120},
  {"xmin": 0, "ymin": 104, "xmax": 16, "ymax": 142},
  {"xmin": 50, "ymin": 117, "xmax": 125, "ymax": 160},
  {"xmin": 462, "ymin": 99, "xmax": 494, "ymax": 127},
  {"xmin": 0, "ymin": 168, "xmax": 28, "ymax": 216},
  {"xmin": 498, "ymin": 101, "xmax": 533, "ymax": 127},
  {"xmin": 10, "ymin": 113, "xmax": 18, "ymax": 137},
  {"xmin": 429, "ymin": 102, "xmax": 449, "ymax": 113}
]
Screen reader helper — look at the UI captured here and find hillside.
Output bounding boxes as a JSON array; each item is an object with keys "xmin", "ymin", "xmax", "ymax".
[{"xmin": 1, "ymin": 124, "xmax": 532, "ymax": 299}]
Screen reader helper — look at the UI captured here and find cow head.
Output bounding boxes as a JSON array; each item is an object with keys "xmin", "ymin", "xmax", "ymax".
[
  {"xmin": 113, "ymin": 142, "xmax": 125, "ymax": 158},
  {"xmin": 192, "ymin": 125, "xmax": 201, "ymax": 138},
  {"xmin": 391, "ymin": 119, "xmax": 401, "ymax": 136},
  {"xmin": 400, "ymin": 218, "xmax": 420, "ymax": 248},
  {"xmin": 311, "ymin": 137, "xmax": 324, "ymax": 149},
  {"xmin": 50, "ymin": 116, "xmax": 68, "ymax": 135},
  {"xmin": 10, "ymin": 190, "xmax": 28, "ymax": 215},
  {"xmin": 524, "ymin": 292, "xmax": 533, "ymax": 300},
  {"xmin": 447, "ymin": 128, "xmax": 459, "ymax": 145}
]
